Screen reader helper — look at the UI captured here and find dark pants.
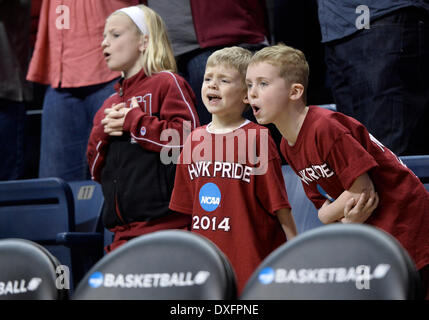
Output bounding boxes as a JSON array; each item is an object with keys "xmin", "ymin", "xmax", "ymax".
[
  {"xmin": 0, "ymin": 99, "xmax": 26, "ymax": 180},
  {"xmin": 325, "ymin": 7, "xmax": 429, "ymax": 155},
  {"xmin": 38, "ymin": 79, "xmax": 117, "ymax": 181}
]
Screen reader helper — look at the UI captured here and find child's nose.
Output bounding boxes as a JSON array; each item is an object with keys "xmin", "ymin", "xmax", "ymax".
[
  {"xmin": 208, "ymin": 80, "xmax": 218, "ymax": 89},
  {"xmin": 248, "ymin": 86, "xmax": 257, "ymax": 98}
]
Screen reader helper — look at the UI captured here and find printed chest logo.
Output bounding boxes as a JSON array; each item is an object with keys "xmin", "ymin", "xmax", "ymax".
[{"xmin": 199, "ymin": 183, "xmax": 221, "ymax": 212}]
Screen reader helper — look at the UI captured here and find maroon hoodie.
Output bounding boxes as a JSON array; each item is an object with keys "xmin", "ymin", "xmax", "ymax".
[{"xmin": 87, "ymin": 69, "xmax": 199, "ymax": 229}]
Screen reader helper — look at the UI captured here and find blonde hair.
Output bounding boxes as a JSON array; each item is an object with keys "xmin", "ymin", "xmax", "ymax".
[
  {"xmin": 111, "ymin": 5, "xmax": 177, "ymax": 76},
  {"xmin": 250, "ymin": 44, "xmax": 309, "ymax": 103},
  {"xmin": 206, "ymin": 46, "xmax": 253, "ymax": 88}
]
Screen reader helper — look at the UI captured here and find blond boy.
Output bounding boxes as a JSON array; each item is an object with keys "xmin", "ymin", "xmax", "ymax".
[
  {"xmin": 246, "ymin": 43, "xmax": 429, "ymax": 299},
  {"xmin": 170, "ymin": 46, "xmax": 297, "ymax": 295}
]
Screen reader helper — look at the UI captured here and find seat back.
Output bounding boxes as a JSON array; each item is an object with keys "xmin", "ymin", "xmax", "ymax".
[
  {"xmin": 0, "ymin": 178, "xmax": 75, "ymax": 242},
  {"xmin": 67, "ymin": 180, "xmax": 104, "ymax": 233},
  {"xmin": 73, "ymin": 230, "xmax": 237, "ymax": 300},
  {"xmin": 0, "ymin": 178, "xmax": 104, "ymax": 291},
  {"xmin": 66, "ymin": 180, "xmax": 105, "ymax": 282},
  {"xmin": 241, "ymin": 224, "xmax": 421, "ymax": 300},
  {"xmin": 67, "ymin": 180, "xmax": 113, "ymax": 253},
  {"xmin": 0, "ymin": 178, "xmax": 75, "ymax": 281},
  {"xmin": 282, "ymin": 165, "xmax": 324, "ymax": 234},
  {"xmin": 318, "ymin": 104, "xmax": 337, "ymax": 111},
  {"xmin": 400, "ymin": 155, "xmax": 429, "ymax": 183},
  {"xmin": 0, "ymin": 238, "xmax": 67, "ymax": 300}
]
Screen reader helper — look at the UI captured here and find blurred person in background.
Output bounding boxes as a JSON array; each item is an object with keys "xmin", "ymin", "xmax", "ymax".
[
  {"xmin": 0, "ymin": 0, "xmax": 32, "ymax": 181},
  {"xmin": 27, "ymin": 0, "xmax": 143, "ymax": 181},
  {"xmin": 318, "ymin": 0, "xmax": 429, "ymax": 156}
]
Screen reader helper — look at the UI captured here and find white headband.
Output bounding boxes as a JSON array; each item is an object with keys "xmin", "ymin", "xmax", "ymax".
[{"xmin": 116, "ymin": 6, "xmax": 149, "ymax": 35}]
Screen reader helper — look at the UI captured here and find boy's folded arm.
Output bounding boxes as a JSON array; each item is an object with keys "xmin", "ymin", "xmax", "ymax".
[
  {"xmin": 318, "ymin": 172, "xmax": 377, "ymax": 224},
  {"xmin": 276, "ymin": 207, "xmax": 298, "ymax": 241},
  {"xmin": 341, "ymin": 189, "xmax": 379, "ymax": 223},
  {"xmin": 318, "ymin": 191, "xmax": 354, "ymax": 224}
]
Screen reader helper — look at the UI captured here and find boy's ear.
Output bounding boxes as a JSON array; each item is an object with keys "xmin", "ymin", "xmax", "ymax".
[
  {"xmin": 289, "ymin": 83, "xmax": 304, "ymax": 101},
  {"xmin": 243, "ymin": 94, "xmax": 249, "ymax": 105}
]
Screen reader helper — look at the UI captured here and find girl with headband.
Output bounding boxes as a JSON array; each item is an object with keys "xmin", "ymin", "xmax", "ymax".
[{"xmin": 87, "ymin": 5, "xmax": 200, "ymax": 253}]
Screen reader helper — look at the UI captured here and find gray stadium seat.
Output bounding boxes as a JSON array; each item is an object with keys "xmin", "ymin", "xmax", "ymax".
[
  {"xmin": 73, "ymin": 230, "xmax": 237, "ymax": 300},
  {"xmin": 0, "ymin": 238, "xmax": 67, "ymax": 300},
  {"xmin": 241, "ymin": 224, "xmax": 421, "ymax": 300}
]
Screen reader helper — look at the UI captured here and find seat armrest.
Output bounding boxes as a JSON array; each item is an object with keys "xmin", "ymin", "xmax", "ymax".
[{"xmin": 56, "ymin": 232, "xmax": 103, "ymax": 247}]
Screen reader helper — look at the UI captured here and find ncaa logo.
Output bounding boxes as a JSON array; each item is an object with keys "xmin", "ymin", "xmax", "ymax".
[
  {"xmin": 88, "ymin": 272, "xmax": 104, "ymax": 288},
  {"xmin": 258, "ymin": 267, "xmax": 275, "ymax": 285},
  {"xmin": 199, "ymin": 183, "xmax": 221, "ymax": 212}
]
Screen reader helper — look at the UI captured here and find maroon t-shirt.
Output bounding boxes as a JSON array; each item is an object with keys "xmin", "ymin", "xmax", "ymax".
[
  {"xmin": 170, "ymin": 121, "xmax": 290, "ymax": 294},
  {"xmin": 281, "ymin": 106, "xmax": 429, "ymax": 270}
]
